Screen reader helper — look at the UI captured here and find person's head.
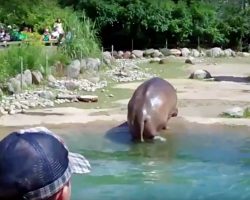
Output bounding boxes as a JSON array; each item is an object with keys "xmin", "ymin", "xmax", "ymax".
[
  {"xmin": 0, "ymin": 127, "xmax": 91, "ymax": 200},
  {"xmin": 56, "ymin": 18, "xmax": 61, "ymax": 23},
  {"xmin": 23, "ymin": 27, "xmax": 29, "ymax": 32}
]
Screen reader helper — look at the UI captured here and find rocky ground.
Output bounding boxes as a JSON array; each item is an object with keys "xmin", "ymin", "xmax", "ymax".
[{"xmin": 0, "ymin": 51, "xmax": 249, "ymax": 135}]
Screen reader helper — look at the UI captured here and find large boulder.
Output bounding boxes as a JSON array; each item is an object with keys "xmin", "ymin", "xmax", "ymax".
[
  {"xmin": 32, "ymin": 70, "xmax": 43, "ymax": 85},
  {"xmin": 102, "ymin": 51, "xmax": 114, "ymax": 66},
  {"xmin": 152, "ymin": 50, "xmax": 163, "ymax": 58},
  {"xmin": 67, "ymin": 59, "xmax": 81, "ymax": 78},
  {"xmin": 160, "ymin": 48, "xmax": 181, "ymax": 56},
  {"xmin": 185, "ymin": 56, "xmax": 195, "ymax": 64},
  {"xmin": 38, "ymin": 91, "xmax": 55, "ymax": 100},
  {"xmin": 123, "ymin": 51, "xmax": 131, "ymax": 59},
  {"xmin": 143, "ymin": 49, "xmax": 156, "ymax": 57},
  {"xmin": 189, "ymin": 69, "xmax": 212, "ymax": 80},
  {"xmin": 85, "ymin": 58, "xmax": 101, "ymax": 71},
  {"xmin": 190, "ymin": 49, "xmax": 200, "ymax": 57},
  {"xmin": 7, "ymin": 78, "xmax": 21, "ymax": 94},
  {"xmin": 47, "ymin": 74, "xmax": 56, "ymax": 82},
  {"xmin": 15, "ymin": 70, "xmax": 32, "ymax": 86},
  {"xmin": 224, "ymin": 48, "xmax": 236, "ymax": 57},
  {"xmin": 117, "ymin": 51, "xmax": 124, "ymax": 58},
  {"xmin": 23, "ymin": 69, "xmax": 32, "ymax": 85},
  {"xmin": 236, "ymin": 52, "xmax": 250, "ymax": 57},
  {"xmin": 206, "ymin": 47, "xmax": 224, "ymax": 57},
  {"xmin": 65, "ymin": 81, "xmax": 79, "ymax": 91},
  {"xmin": 132, "ymin": 50, "xmax": 144, "ymax": 58},
  {"xmin": 181, "ymin": 48, "xmax": 190, "ymax": 57}
]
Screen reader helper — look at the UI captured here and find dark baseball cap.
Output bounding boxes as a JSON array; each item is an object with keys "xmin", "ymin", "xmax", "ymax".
[{"xmin": 0, "ymin": 127, "xmax": 91, "ymax": 200}]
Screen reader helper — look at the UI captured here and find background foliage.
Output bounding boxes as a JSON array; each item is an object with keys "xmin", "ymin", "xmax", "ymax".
[{"xmin": 59, "ymin": 0, "xmax": 250, "ymax": 50}]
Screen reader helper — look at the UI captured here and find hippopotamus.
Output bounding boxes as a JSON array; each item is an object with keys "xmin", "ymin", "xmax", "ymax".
[{"xmin": 127, "ymin": 77, "xmax": 178, "ymax": 142}]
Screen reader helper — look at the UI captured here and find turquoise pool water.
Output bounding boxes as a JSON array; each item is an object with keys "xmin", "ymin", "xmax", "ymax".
[{"xmin": 59, "ymin": 122, "xmax": 250, "ymax": 200}]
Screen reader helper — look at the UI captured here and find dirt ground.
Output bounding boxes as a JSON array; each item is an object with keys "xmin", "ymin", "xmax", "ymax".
[{"xmin": 0, "ymin": 57, "xmax": 249, "ymax": 131}]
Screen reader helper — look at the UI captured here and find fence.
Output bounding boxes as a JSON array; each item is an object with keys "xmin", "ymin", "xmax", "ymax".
[{"xmin": 0, "ymin": 40, "xmax": 58, "ymax": 47}]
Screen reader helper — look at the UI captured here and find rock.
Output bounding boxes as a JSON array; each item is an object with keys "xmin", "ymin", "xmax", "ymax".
[
  {"xmin": 38, "ymin": 91, "xmax": 55, "ymax": 100},
  {"xmin": 222, "ymin": 107, "xmax": 244, "ymax": 118},
  {"xmin": 85, "ymin": 58, "xmax": 101, "ymax": 71},
  {"xmin": 181, "ymin": 48, "xmax": 190, "ymax": 57},
  {"xmin": 189, "ymin": 69, "xmax": 212, "ymax": 80},
  {"xmin": 132, "ymin": 50, "xmax": 144, "ymax": 58},
  {"xmin": 32, "ymin": 70, "xmax": 43, "ymax": 85},
  {"xmin": 224, "ymin": 48, "xmax": 235, "ymax": 57},
  {"xmin": 185, "ymin": 57, "xmax": 194, "ymax": 64},
  {"xmin": 117, "ymin": 51, "xmax": 124, "ymax": 58},
  {"xmin": 112, "ymin": 51, "xmax": 118, "ymax": 59},
  {"xmin": 7, "ymin": 78, "xmax": 21, "ymax": 94},
  {"xmin": 57, "ymin": 94, "xmax": 78, "ymax": 101},
  {"xmin": 150, "ymin": 57, "xmax": 161, "ymax": 63},
  {"xmin": 102, "ymin": 51, "xmax": 112, "ymax": 60},
  {"xmin": 206, "ymin": 47, "xmax": 223, "ymax": 57},
  {"xmin": 47, "ymin": 74, "xmax": 56, "ymax": 82},
  {"xmin": 23, "ymin": 69, "xmax": 32, "ymax": 85},
  {"xmin": 143, "ymin": 49, "xmax": 155, "ymax": 57},
  {"xmin": 190, "ymin": 49, "xmax": 200, "ymax": 57},
  {"xmin": 108, "ymin": 94, "xmax": 114, "ymax": 98},
  {"xmin": 80, "ymin": 59, "xmax": 87, "ymax": 73},
  {"xmin": 159, "ymin": 48, "xmax": 181, "ymax": 56},
  {"xmin": 159, "ymin": 58, "xmax": 168, "ymax": 64},
  {"xmin": 0, "ymin": 88, "xmax": 3, "ymax": 97},
  {"xmin": 8, "ymin": 109, "xmax": 16, "ymax": 115},
  {"xmin": 237, "ymin": 52, "xmax": 250, "ymax": 57},
  {"xmin": 169, "ymin": 49, "xmax": 182, "ymax": 56},
  {"xmin": 88, "ymin": 76, "xmax": 100, "ymax": 84},
  {"xmin": 102, "ymin": 51, "xmax": 114, "ymax": 66},
  {"xmin": 123, "ymin": 51, "xmax": 131, "ymax": 59},
  {"xmin": 152, "ymin": 50, "xmax": 162, "ymax": 58},
  {"xmin": 0, "ymin": 107, "xmax": 7, "ymax": 115},
  {"xmin": 77, "ymin": 95, "xmax": 98, "ymax": 102},
  {"xmin": 65, "ymin": 81, "xmax": 79, "ymax": 91},
  {"xmin": 67, "ymin": 59, "xmax": 81, "ymax": 78}
]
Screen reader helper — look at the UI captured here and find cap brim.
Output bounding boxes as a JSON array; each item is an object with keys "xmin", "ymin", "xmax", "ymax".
[{"xmin": 68, "ymin": 152, "xmax": 91, "ymax": 174}]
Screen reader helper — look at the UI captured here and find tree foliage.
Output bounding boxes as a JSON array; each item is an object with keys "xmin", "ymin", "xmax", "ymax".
[
  {"xmin": 61, "ymin": 0, "xmax": 250, "ymax": 50},
  {"xmin": 1, "ymin": 0, "xmax": 250, "ymax": 50}
]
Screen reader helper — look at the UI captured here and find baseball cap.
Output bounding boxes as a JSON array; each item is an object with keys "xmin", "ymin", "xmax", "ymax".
[{"xmin": 0, "ymin": 127, "xmax": 91, "ymax": 200}]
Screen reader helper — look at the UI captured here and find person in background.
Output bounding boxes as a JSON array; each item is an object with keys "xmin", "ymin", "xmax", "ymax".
[
  {"xmin": 20, "ymin": 26, "xmax": 29, "ymax": 40},
  {"xmin": 51, "ymin": 26, "xmax": 60, "ymax": 40},
  {"xmin": 43, "ymin": 28, "xmax": 51, "ymax": 41},
  {"xmin": 0, "ymin": 127, "xmax": 91, "ymax": 200},
  {"xmin": 0, "ymin": 28, "xmax": 5, "ymax": 41},
  {"xmin": 53, "ymin": 18, "xmax": 64, "ymax": 35}
]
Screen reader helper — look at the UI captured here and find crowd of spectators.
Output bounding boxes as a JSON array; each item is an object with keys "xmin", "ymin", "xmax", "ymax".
[{"xmin": 0, "ymin": 18, "xmax": 65, "ymax": 45}]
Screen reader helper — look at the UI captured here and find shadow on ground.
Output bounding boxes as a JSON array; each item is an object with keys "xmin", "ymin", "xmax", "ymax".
[
  {"xmin": 213, "ymin": 76, "xmax": 250, "ymax": 83},
  {"xmin": 105, "ymin": 121, "xmax": 132, "ymax": 144}
]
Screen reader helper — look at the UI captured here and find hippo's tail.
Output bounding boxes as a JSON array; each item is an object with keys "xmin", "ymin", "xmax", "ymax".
[{"xmin": 140, "ymin": 119, "xmax": 145, "ymax": 142}]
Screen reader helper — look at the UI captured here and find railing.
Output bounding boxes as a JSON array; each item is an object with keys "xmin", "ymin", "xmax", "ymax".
[{"xmin": 0, "ymin": 40, "xmax": 58, "ymax": 47}]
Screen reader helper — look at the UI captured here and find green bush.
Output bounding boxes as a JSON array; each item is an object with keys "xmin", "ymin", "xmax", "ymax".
[
  {"xmin": 0, "ymin": 43, "xmax": 68, "ymax": 82},
  {"xmin": 58, "ymin": 11, "xmax": 101, "ymax": 59}
]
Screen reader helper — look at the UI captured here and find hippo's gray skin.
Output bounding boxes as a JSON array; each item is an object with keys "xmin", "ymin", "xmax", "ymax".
[{"xmin": 127, "ymin": 77, "xmax": 178, "ymax": 142}]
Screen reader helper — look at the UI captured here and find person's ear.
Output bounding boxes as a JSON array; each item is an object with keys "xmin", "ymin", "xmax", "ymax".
[{"xmin": 61, "ymin": 182, "xmax": 71, "ymax": 200}]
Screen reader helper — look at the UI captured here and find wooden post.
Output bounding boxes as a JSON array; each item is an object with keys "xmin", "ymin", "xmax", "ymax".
[
  {"xmin": 101, "ymin": 47, "xmax": 104, "ymax": 65},
  {"xmin": 45, "ymin": 54, "xmax": 48, "ymax": 78},
  {"xmin": 20, "ymin": 57, "xmax": 23, "ymax": 92},
  {"xmin": 131, "ymin": 39, "xmax": 134, "ymax": 51},
  {"xmin": 111, "ymin": 45, "xmax": 114, "ymax": 57}
]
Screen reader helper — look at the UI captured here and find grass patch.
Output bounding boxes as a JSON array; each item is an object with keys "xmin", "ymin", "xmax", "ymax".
[
  {"xmin": 244, "ymin": 108, "xmax": 250, "ymax": 118},
  {"xmin": 138, "ymin": 59, "xmax": 187, "ymax": 79},
  {"xmin": 219, "ymin": 108, "xmax": 250, "ymax": 118},
  {"xmin": 59, "ymin": 81, "xmax": 134, "ymax": 109}
]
